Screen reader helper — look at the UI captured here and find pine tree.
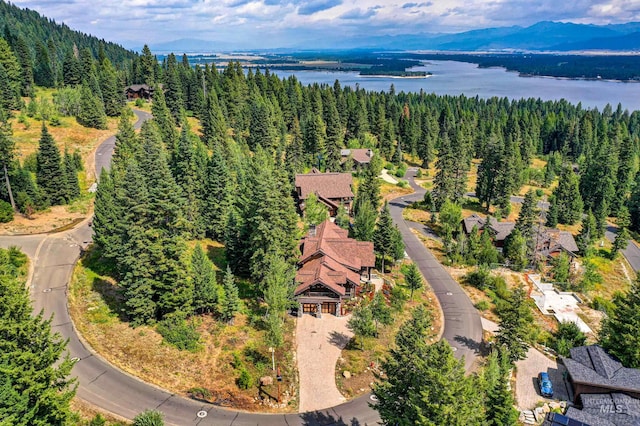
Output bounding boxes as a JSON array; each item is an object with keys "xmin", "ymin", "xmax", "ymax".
[
  {"xmin": 0, "ymin": 38, "xmax": 21, "ymax": 110},
  {"xmin": 351, "ymin": 198, "xmax": 376, "ymax": 242},
  {"xmin": 373, "ymin": 306, "xmax": 483, "ymax": 425},
  {"xmin": 99, "ymin": 58, "xmax": 124, "ymax": 117},
  {"xmin": 373, "ymin": 201, "xmax": 395, "ymax": 272},
  {"xmin": 191, "ymin": 244, "xmax": 220, "ymax": 314},
  {"xmin": 551, "ymin": 165, "xmax": 583, "ymax": 225},
  {"xmin": 150, "ymin": 88, "xmax": 177, "ymax": 148},
  {"xmin": 515, "ymin": 190, "xmax": 538, "ymax": 257},
  {"xmin": 204, "ymin": 146, "xmax": 233, "ymax": 240},
  {"xmin": 577, "ymin": 210, "xmax": 597, "ymax": 255},
  {"xmin": 503, "ymin": 228, "xmax": 528, "ymax": 271},
  {"xmin": 36, "ymin": 125, "xmax": 67, "ymax": 206},
  {"xmin": 34, "ymin": 41, "xmax": 54, "ymax": 88},
  {"xmin": 0, "ymin": 248, "xmax": 76, "ymax": 425},
  {"xmin": 92, "ymin": 170, "xmax": 123, "ymax": 260},
  {"xmin": 481, "ymin": 350, "xmax": 519, "ymax": 426},
  {"xmin": 599, "ymin": 277, "xmax": 640, "ymax": 368},
  {"xmin": 76, "ymin": 84, "xmax": 107, "ymax": 129},
  {"xmin": 496, "ymin": 286, "xmax": 533, "ymax": 363},
  {"xmin": 221, "ymin": 265, "xmax": 240, "ymax": 323},
  {"xmin": 612, "ymin": 227, "xmax": 630, "ymax": 259},
  {"xmin": 63, "ymin": 149, "xmax": 80, "ymax": 201},
  {"xmin": 0, "ymin": 109, "xmax": 16, "ymax": 210},
  {"xmin": 200, "ymin": 91, "xmax": 227, "ymax": 147},
  {"xmin": 404, "ymin": 262, "xmax": 423, "ymax": 300}
]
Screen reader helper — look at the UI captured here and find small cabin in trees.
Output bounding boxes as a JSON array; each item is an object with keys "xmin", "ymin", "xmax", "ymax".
[
  {"xmin": 462, "ymin": 214, "xmax": 515, "ymax": 248},
  {"xmin": 340, "ymin": 148, "xmax": 374, "ymax": 169},
  {"xmin": 294, "ymin": 169, "xmax": 354, "ymax": 216},
  {"xmin": 461, "ymin": 214, "xmax": 578, "ymax": 259},
  {"xmin": 295, "ymin": 220, "xmax": 374, "ymax": 317},
  {"xmin": 124, "ymin": 84, "xmax": 155, "ymax": 100}
]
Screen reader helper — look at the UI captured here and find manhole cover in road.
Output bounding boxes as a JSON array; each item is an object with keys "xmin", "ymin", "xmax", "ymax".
[
  {"xmin": 452, "ymin": 347, "xmax": 458, "ymax": 352},
  {"xmin": 197, "ymin": 411, "xmax": 207, "ymax": 418},
  {"xmin": 446, "ymin": 292, "xmax": 453, "ymax": 296},
  {"xmin": 369, "ymin": 395, "xmax": 379, "ymax": 402},
  {"xmin": 43, "ymin": 288, "xmax": 52, "ymax": 293}
]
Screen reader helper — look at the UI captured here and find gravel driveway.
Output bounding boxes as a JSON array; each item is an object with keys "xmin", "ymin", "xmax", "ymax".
[
  {"xmin": 296, "ymin": 314, "xmax": 353, "ymax": 413},
  {"xmin": 515, "ymin": 347, "xmax": 570, "ymax": 410}
]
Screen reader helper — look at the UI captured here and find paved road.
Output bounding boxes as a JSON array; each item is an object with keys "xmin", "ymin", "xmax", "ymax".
[{"xmin": 390, "ymin": 170, "xmax": 483, "ymax": 372}]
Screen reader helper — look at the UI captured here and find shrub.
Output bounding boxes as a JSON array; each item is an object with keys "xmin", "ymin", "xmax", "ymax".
[
  {"xmin": 237, "ymin": 367, "xmax": 253, "ymax": 390},
  {"xmin": 416, "ymin": 168, "xmax": 423, "ymax": 178},
  {"xmin": 591, "ymin": 295, "xmax": 616, "ymax": 316},
  {"xmin": 396, "ymin": 180, "xmax": 408, "ymax": 188},
  {"xmin": 535, "ymin": 188, "xmax": 544, "ymax": 197},
  {"xmin": 0, "ymin": 200, "xmax": 14, "ymax": 223},
  {"xmin": 135, "ymin": 98, "xmax": 144, "ymax": 107},
  {"xmin": 156, "ymin": 314, "xmax": 201, "ymax": 352},
  {"xmin": 464, "ymin": 266, "xmax": 492, "ymax": 290},
  {"xmin": 133, "ymin": 410, "xmax": 164, "ymax": 426},
  {"xmin": 89, "ymin": 414, "xmax": 106, "ymax": 426},
  {"xmin": 395, "ymin": 164, "xmax": 407, "ymax": 178},
  {"xmin": 475, "ymin": 300, "xmax": 490, "ymax": 311},
  {"xmin": 49, "ymin": 116, "xmax": 62, "ymax": 126},
  {"xmin": 552, "ymin": 321, "xmax": 587, "ymax": 356}
]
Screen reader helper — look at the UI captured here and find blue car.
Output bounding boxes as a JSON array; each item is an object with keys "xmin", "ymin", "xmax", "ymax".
[{"xmin": 539, "ymin": 372, "xmax": 554, "ymax": 398}]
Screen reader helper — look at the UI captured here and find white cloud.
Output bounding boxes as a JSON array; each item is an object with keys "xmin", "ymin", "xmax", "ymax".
[{"xmin": 10, "ymin": 0, "xmax": 640, "ymax": 49}]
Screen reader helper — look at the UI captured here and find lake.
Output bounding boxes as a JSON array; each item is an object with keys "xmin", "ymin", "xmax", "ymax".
[{"xmin": 268, "ymin": 60, "xmax": 640, "ymax": 112}]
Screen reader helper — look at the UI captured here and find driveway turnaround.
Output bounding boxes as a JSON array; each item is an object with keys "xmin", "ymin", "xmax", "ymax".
[
  {"xmin": 388, "ymin": 170, "xmax": 483, "ymax": 372},
  {"xmin": 297, "ymin": 314, "xmax": 353, "ymax": 412},
  {"xmin": 515, "ymin": 348, "xmax": 569, "ymax": 410}
]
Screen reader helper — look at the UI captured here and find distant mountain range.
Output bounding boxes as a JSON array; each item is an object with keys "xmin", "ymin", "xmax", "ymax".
[{"xmin": 140, "ymin": 21, "xmax": 640, "ymax": 53}]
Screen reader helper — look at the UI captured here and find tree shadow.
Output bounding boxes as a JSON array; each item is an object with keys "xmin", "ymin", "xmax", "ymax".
[
  {"xmin": 299, "ymin": 411, "xmax": 362, "ymax": 426},
  {"xmin": 206, "ymin": 244, "xmax": 227, "ymax": 271},
  {"xmin": 79, "ymin": 246, "xmax": 128, "ymax": 322},
  {"xmin": 453, "ymin": 335, "xmax": 483, "ymax": 355},
  {"xmin": 461, "ymin": 198, "xmax": 485, "ymax": 214},
  {"xmin": 328, "ymin": 331, "xmax": 351, "ymax": 349}
]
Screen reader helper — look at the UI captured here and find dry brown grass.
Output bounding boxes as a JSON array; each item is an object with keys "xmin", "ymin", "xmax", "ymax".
[
  {"xmin": 68, "ymin": 246, "xmax": 298, "ymax": 412},
  {"xmin": 380, "ymin": 181, "xmax": 413, "ymax": 202},
  {"xmin": 70, "ymin": 398, "xmax": 129, "ymax": 425},
  {"xmin": 403, "ymin": 208, "xmax": 431, "ymax": 224}
]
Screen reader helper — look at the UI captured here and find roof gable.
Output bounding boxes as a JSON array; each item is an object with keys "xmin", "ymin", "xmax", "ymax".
[
  {"xmin": 563, "ymin": 345, "xmax": 640, "ymax": 393},
  {"xmin": 295, "ymin": 171, "xmax": 354, "ymax": 200}
]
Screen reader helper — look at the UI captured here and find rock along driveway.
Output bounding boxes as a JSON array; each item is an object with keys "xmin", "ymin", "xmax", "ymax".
[{"xmin": 296, "ymin": 314, "xmax": 353, "ymax": 413}]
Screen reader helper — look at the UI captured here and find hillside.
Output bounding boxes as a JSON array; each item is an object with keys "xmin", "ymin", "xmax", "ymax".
[{"xmin": 0, "ymin": 0, "xmax": 136, "ymax": 67}]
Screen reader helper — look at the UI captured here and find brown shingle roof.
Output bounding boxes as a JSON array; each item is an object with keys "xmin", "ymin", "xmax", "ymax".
[
  {"xmin": 295, "ymin": 171, "xmax": 354, "ymax": 200},
  {"xmin": 295, "ymin": 220, "xmax": 374, "ymax": 297},
  {"xmin": 462, "ymin": 214, "xmax": 515, "ymax": 242},
  {"xmin": 341, "ymin": 149, "xmax": 374, "ymax": 165}
]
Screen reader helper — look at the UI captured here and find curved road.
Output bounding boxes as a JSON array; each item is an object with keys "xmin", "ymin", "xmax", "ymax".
[
  {"xmin": 0, "ymin": 114, "xmax": 482, "ymax": 425},
  {"xmin": 389, "ymin": 170, "xmax": 483, "ymax": 371}
]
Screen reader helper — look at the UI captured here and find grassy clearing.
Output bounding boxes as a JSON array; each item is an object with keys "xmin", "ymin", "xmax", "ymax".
[
  {"xmin": 336, "ymin": 263, "xmax": 442, "ymax": 398},
  {"xmin": 68, "ymin": 244, "xmax": 298, "ymax": 412},
  {"xmin": 70, "ymin": 398, "xmax": 128, "ymax": 426}
]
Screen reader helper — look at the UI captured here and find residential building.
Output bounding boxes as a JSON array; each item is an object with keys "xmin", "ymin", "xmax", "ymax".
[
  {"xmin": 340, "ymin": 148, "xmax": 374, "ymax": 168},
  {"xmin": 294, "ymin": 169, "xmax": 354, "ymax": 216},
  {"xmin": 124, "ymin": 84, "xmax": 155, "ymax": 100},
  {"xmin": 294, "ymin": 220, "xmax": 375, "ymax": 317},
  {"xmin": 461, "ymin": 214, "xmax": 579, "ymax": 258}
]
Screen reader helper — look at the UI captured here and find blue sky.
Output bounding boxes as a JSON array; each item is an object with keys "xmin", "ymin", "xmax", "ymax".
[{"xmin": 12, "ymin": 0, "xmax": 640, "ymax": 49}]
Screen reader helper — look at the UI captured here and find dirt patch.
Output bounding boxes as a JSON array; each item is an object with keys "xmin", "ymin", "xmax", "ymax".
[{"xmin": 0, "ymin": 203, "xmax": 90, "ymax": 235}]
